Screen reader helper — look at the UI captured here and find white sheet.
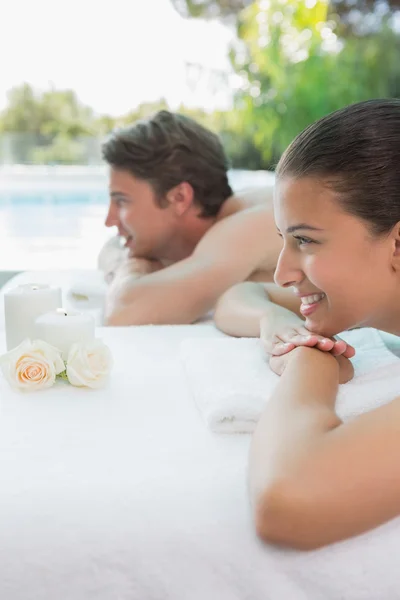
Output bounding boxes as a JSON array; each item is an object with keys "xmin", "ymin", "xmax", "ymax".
[
  {"xmin": 0, "ymin": 320, "xmax": 400, "ymax": 599},
  {"xmin": 1, "ymin": 270, "xmax": 400, "ymax": 599}
]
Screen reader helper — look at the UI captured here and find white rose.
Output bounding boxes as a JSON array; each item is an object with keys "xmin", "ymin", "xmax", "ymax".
[
  {"xmin": 66, "ymin": 339, "xmax": 113, "ymax": 389},
  {"xmin": 0, "ymin": 339, "xmax": 65, "ymax": 392}
]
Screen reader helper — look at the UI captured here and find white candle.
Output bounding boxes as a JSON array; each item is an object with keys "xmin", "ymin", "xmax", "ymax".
[
  {"xmin": 34, "ymin": 309, "xmax": 95, "ymax": 360},
  {"xmin": 5, "ymin": 284, "xmax": 62, "ymax": 350}
]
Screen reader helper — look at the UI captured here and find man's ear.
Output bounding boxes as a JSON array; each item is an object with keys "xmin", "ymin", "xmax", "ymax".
[{"xmin": 166, "ymin": 182, "xmax": 195, "ymax": 216}]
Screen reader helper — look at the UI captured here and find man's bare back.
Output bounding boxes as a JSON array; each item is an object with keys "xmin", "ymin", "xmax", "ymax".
[
  {"xmin": 101, "ymin": 180, "xmax": 283, "ymax": 325},
  {"xmin": 100, "ymin": 110, "xmax": 285, "ymax": 326},
  {"xmin": 214, "ymin": 186, "xmax": 280, "ymax": 283}
]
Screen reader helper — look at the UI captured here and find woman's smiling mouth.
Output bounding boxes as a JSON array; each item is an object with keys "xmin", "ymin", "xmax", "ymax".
[{"xmin": 299, "ymin": 293, "xmax": 326, "ymax": 317}]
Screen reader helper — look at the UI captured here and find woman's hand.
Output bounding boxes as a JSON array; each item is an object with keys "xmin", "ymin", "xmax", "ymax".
[
  {"xmin": 269, "ymin": 346, "xmax": 355, "ymax": 384},
  {"xmin": 260, "ymin": 316, "xmax": 356, "ymax": 359}
]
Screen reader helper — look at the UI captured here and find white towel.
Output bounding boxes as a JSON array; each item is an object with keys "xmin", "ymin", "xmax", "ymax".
[
  {"xmin": 97, "ymin": 234, "xmax": 128, "ymax": 280},
  {"xmin": 67, "ymin": 272, "xmax": 107, "ymax": 309},
  {"xmin": 180, "ymin": 328, "xmax": 400, "ymax": 433}
]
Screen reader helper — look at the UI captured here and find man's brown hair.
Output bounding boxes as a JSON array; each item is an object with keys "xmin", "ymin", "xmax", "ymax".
[{"xmin": 102, "ymin": 110, "xmax": 233, "ymax": 217}]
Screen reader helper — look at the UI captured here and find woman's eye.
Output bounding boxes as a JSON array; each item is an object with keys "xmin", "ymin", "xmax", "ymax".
[{"xmin": 294, "ymin": 236, "xmax": 314, "ymax": 247}]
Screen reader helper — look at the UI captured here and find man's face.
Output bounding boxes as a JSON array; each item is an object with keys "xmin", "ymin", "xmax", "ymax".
[{"xmin": 105, "ymin": 169, "xmax": 178, "ymax": 260}]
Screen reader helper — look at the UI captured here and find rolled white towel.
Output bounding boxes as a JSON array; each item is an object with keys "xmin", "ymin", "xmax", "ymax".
[
  {"xmin": 68, "ymin": 271, "xmax": 108, "ymax": 309},
  {"xmin": 180, "ymin": 328, "xmax": 400, "ymax": 433},
  {"xmin": 97, "ymin": 234, "xmax": 129, "ymax": 282}
]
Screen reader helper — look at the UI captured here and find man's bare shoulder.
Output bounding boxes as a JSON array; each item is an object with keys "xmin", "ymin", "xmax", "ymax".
[
  {"xmin": 207, "ymin": 202, "xmax": 274, "ymax": 239},
  {"xmin": 195, "ymin": 194, "xmax": 281, "ymax": 280},
  {"xmin": 217, "ymin": 185, "xmax": 275, "ymax": 220},
  {"xmin": 234, "ymin": 185, "xmax": 275, "ymax": 208}
]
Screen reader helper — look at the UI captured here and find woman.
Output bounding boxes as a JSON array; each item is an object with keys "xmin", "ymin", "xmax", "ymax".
[{"xmin": 215, "ymin": 99, "xmax": 400, "ymax": 550}]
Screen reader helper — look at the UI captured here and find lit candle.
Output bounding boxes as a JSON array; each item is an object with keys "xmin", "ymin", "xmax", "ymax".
[
  {"xmin": 34, "ymin": 309, "xmax": 95, "ymax": 360},
  {"xmin": 4, "ymin": 284, "xmax": 62, "ymax": 350}
]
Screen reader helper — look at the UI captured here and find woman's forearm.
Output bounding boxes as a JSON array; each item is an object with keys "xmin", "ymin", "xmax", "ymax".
[
  {"xmin": 214, "ymin": 282, "xmax": 302, "ymax": 337},
  {"xmin": 250, "ymin": 346, "xmax": 400, "ymax": 549},
  {"xmin": 250, "ymin": 347, "xmax": 340, "ymax": 497},
  {"xmin": 249, "ymin": 347, "xmax": 342, "ymax": 545}
]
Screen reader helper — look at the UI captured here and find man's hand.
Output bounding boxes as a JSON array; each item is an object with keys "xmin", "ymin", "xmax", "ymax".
[
  {"xmin": 113, "ymin": 257, "xmax": 164, "ymax": 282},
  {"xmin": 106, "ymin": 258, "xmax": 164, "ymax": 309},
  {"xmin": 260, "ymin": 316, "xmax": 356, "ymax": 359},
  {"xmin": 269, "ymin": 346, "xmax": 355, "ymax": 384}
]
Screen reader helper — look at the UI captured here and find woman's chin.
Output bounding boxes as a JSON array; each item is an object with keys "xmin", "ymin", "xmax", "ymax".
[{"xmin": 305, "ymin": 316, "xmax": 342, "ymax": 338}]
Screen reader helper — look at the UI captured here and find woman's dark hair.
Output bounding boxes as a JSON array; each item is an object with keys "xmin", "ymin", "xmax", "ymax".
[
  {"xmin": 102, "ymin": 110, "xmax": 233, "ymax": 218},
  {"xmin": 277, "ymin": 99, "xmax": 400, "ymax": 235}
]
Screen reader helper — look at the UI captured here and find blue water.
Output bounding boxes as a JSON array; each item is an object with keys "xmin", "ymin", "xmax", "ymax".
[
  {"xmin": 0, "ymin": 192, "xmax": 107, "ymax": 206},
  {"xmin": 0, "ymin": 169, "xmax": 274, "ymax": 269},
  {"xmin": 0, "ymin": 169, "xmax": 274, "ymax": 207},
  {"xmin": 0, "ymin": 195, "xmax": 107, "ymax": 240}
]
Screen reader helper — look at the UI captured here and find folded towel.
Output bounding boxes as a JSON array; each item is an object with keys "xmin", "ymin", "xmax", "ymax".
[{"xmin": 180, "ymin": 328, "xmax": 400, "ymax": 433}]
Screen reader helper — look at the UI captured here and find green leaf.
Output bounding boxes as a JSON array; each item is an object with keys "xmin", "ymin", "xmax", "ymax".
[{"xmin": 57, "ymin": 369, "xmax": 69, "ymax": 382}]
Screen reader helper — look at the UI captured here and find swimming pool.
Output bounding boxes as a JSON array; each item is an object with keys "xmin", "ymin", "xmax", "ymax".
[
  {"xmin": 0, "ymin": 192, "xmax": 110, "ymax": 271},
  {"xmin": 0, "ymin": 168, "xmax": 275, "ymax": 271}
]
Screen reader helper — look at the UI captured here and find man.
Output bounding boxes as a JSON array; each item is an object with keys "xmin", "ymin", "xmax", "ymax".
[{"xmin": 101, "ymin": 110, "xmax": 298, "ymax": 326}]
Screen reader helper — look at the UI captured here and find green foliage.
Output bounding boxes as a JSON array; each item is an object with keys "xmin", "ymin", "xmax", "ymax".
[
  {"xmin": 171, "ymin": 0, "xmax": 400, "ymax": 20},
  {"xmin": 169, "ymin": 0, "xmax": 400, "ymax": 168},
  {"xmin": 2, "ymin": 0, "xmax": 400, "ymax": 169},
  {"xmin": 230, "ymin": 0, "xmax": 400, "ymax": 167},
  {"xmin": 0, "ymin": 84, "xmax": 96, "ymax": 163},
  {"xmin": 30, "ymin": 135, "xmax": 88, "ymax": 165},
  {"xmin": 0, "ymin": 84, "xmax": 94, "ymax": 136}
]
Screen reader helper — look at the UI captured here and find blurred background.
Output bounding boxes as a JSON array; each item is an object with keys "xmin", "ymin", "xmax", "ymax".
[{"xmin": 0, "ymin": 0, "xmax": 399, "ymax": 277}]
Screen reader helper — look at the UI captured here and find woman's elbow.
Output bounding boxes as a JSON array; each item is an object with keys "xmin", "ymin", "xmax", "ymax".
[
  {"xmin": 214, "ymin": 285, "xmax": 262, "ymax": 337},
  {"xmin": 253, "ymin": 482, "xmax": 329, "ymax": 551},
  {"xmin": 213, "ymin": 304, "xmax": 239, "ymax": 336},
  {"xmin": 214, "ymin": 292, "xmax": 240, "ymax": 336}
]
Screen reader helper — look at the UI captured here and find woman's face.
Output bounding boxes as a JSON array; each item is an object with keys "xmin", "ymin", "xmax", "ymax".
[{"xmin": 274, "ymin": 176, "xmax": 399, "ymax": 336}]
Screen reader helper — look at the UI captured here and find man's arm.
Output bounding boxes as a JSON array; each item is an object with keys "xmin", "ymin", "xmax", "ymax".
[
  {"xmin": 250, "ymin": 346, "xmax": 400, "ymax": 550},
  {"xmin": 104, "ymin": 206, "xmax": 281, "ymax": 326}
]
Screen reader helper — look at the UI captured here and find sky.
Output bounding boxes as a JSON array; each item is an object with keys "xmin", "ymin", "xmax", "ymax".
[{"xmin": 0, "ymin": 0, "xmax": 235, "ymax": 116}]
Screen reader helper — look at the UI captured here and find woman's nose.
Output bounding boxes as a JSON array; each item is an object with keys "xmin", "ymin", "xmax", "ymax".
[{"xmin": 274, "ymin": 245, "xmax": 303, "ymax": 288}]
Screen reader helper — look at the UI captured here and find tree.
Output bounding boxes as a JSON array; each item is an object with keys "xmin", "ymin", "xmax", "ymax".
[
  {"xmin": 170, "ymin": 0, "xmax": 400, "ymax": 168},
  {"xmin": 0, "ymin": 83, "xmax": 96, "ymax": 163},
  {"xmin": 0, "ymin": 83, "xmax": 95, "ymax": 136},
  {"xmin": 171, "ymin": 0, "xmax": 252, "ymax": 19},
  {"xmin": 233, "ymin": 0, "xmax": 400, "ymax": 165},
  {"xmin": 171, "ymin": 0, "xmax": 400, "ymax": 20}
]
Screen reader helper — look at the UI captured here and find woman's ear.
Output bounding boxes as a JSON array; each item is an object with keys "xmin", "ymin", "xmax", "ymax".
[{"xmin": 390, "ymin": 222, "xmax": 400, "ymax": 271}]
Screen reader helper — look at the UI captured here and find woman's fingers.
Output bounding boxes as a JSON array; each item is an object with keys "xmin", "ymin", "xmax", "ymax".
[
  {"xmin": 329, "ymin": 339, "xmax": 347, "ymax": 356},
  {"xmin": 315, "ymin": 337, "xmax": 336, "ymax": 351},
  {"xmin": 269, "ymin": 341, "xmax": 296, "ymax": 356},
  {"xmin": 278, "ymin": 330, "xmax": 335, "ymax": 351},
  {"xmin": 261, "ymin": 321, "xmax": 357, "ymax": 359},
  {"xmin": 340, "ymin": 342, "xmax": 356, "ymax": 358}
]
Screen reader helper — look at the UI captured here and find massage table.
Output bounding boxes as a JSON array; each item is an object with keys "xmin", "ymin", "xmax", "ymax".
[{"xmin": 0, "ymin": 270, "xmax": 399, "ymax": 600}]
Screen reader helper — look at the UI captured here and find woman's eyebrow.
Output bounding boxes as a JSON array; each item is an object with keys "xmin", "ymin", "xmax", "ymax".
[{"xmin": 286, "ymin": 224, "xmax": 324, "ymax": 234}]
